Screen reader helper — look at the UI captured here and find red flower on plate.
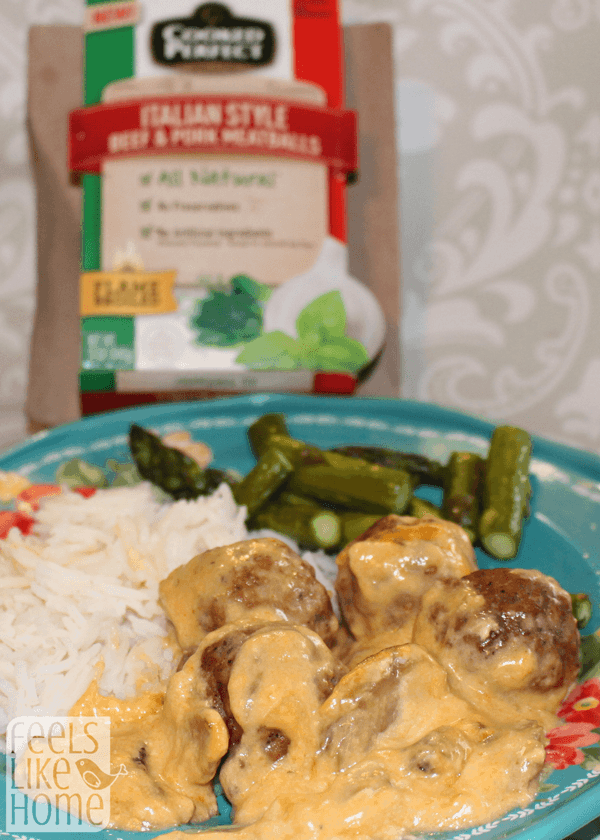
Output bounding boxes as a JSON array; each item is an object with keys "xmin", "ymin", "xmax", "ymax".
[
  {"xmin": 0, "ymin": 510, "xmax": 35, "ymax": 539},
  {"xmin": 0, "ymin": 485, "xmax": 98, "ymax": 539},
  {"xmin": 558, "ymin": 678, "xmax": 600, "ymax": 727},
  {"xmin": 16, "ymin": 483, "xmax": 63, "ymax": 511},
  {"xmin": 74, "ymin": 486, "xmax": 97, "ymax": 499},
  {"xmin": 16, "ymin": 483, "xmax": 97, "ymax": 512},
  {"xmin": 545, "ymin": 721, "xmax": 599, "ymax": 769}
]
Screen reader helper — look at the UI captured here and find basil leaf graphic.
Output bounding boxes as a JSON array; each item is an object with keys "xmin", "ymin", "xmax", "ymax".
[
  {"xmin": 299, "ymin": 335, "xmax": 370, "ymax": 372},
  {"xmin": 296, "ymin": 290, "xmax": 347, "ymax": 346},
  {"xmin": 235, "ymin": 289, "xmax": 370, "ymax": 372},
  {"xmin": 236, "ymin": 331, "xmax": 301, "ymax": 369}
]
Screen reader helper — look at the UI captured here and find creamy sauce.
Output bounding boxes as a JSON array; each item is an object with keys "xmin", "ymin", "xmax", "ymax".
[
  {"xmin": 65, "ymin": 520, "xmax": 577, "ymax": 839},
  {"xmin": 71, "ymin": 668, "xmax": 229, "ymax": 830},
  {"xmin": 71, "ymin": 631, "xmax": 550, "ymax": 838},
  {"xmin": 211, "ymin": 641, "xmax": 546, "ymax": 840},
  {"xmin": 412, "ymin": 575, "xmax": 575, "ymax": 732},
  {"xmin": 335, "ymin": 516, "xmax": 478, "ymax": 641}
]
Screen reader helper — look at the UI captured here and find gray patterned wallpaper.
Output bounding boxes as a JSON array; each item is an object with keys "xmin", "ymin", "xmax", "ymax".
[{"xmin": 1, "ymin": 0, "xmax": 600, "ymax": 458}]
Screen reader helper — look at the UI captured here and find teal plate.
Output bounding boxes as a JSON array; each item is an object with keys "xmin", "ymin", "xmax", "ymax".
[{"xmin": 1, "ymin": 394, "xmax": 599, "ymax": 840}]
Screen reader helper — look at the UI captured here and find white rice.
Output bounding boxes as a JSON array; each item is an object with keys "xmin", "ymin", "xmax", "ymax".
[{"xmin": 0, "ymin": 482, "xmax": 337, "ymax": 739}]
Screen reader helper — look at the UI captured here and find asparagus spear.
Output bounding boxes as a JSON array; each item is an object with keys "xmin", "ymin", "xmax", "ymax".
[
  {"xmin": 580, "ymin": 630, "xmax": 600, "ymax": 681},
  {"xmin": 233, "ymin": 447, "xmax": 294, "ymax": 518},
  {"xmin": 128, "ymin": 424, "xmax": 235, "ymax": 500},
  {"xmin": 339, "ymin": 512, "xmax": 382, "ymax": 544},
  {"xmin": 441, "ymin": 451, "xmax": 485, "ymax": 543},
  {"xmin": 252, "ymin": 500, "xmax": 341, "ymax": 551},
  {"xmin": 288, "ymin": 462, "xmax": 415, "ymax": 516},
  {"xmin": 330, "ymin": 445, "xmax": 446, "ymax": 487},
  {"xmin": 479, "ymin": 425, "xmax": 532, "ymax": 560},
  {"xmin": 409, "ymin": 497, "xmax": 443, "ymax": 519},
  {"xmin": 247, "ymin": 413, "xmax": 290, "ymax": 459}
]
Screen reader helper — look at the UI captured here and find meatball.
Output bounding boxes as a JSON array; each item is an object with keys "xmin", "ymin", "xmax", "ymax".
[
  {"xmin": 335, "ymin": 514, "xmax": 477, "ymax": 643},
  {"xmin": 412, "ymin": 567, "xmax": 580, "ymax": 729},
  {"xmin": 218, "ymin": 623, "xmax": 346, "ymax": 824},
  {"xmin": 318, "ymin": 643, "xmax": 475, "ymax": 769},
  {"xmin": 159, "ymin": 537, "xmax": 339, "ymax": 652},
  {"xmin": 196, "ymin": 619, "xmax": 280, "ymax": 747}
]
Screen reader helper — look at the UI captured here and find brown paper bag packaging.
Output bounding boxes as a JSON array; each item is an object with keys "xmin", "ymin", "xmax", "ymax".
[{"xmin": 25, "ymin": 22, "xmax": 401, "ymax": 432}]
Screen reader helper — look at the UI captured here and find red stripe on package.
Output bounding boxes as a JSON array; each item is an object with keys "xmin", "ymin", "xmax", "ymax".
[
  {"xmin": 293, "ymin": 0, "xmax": 346, "ymax": 240},
  {"xmin": 69, "ymin": 95, "xmax": 357, "ymax": 175},
  {"xmin": 313, "ymin": 372, "xmax": 357, "ymax": 394}
]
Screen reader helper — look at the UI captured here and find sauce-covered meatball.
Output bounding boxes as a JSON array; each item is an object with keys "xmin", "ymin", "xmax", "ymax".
[
  {"xmin": 412, "ymin": 567, "xmax": 580, "ymax": 729},
  {"xmin": 159, "ymin": 537, "xmax": 339, "ymax": 652},
  {"xmin": 335, "ymin": 514, "xmax": 477, "ymax": 644}
]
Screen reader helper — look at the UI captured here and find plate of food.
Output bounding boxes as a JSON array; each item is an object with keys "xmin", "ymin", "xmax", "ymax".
[{"xmin": 0, "ymin": 393, "xmax": 599, "ymax": 840}]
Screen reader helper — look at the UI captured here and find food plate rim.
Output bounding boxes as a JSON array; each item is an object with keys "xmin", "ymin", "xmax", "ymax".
[{"xmin": 0, "ymin": 393, "xmax": 599, "ymax": 840}]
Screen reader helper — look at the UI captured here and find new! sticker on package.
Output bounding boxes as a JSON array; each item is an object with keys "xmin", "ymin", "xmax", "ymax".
[{"xmin": 70, "ymin": 0, "xmax": 385, "ymax": 411}]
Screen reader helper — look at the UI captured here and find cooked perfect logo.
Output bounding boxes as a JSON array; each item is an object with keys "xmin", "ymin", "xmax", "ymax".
[{"xmin": 151, "ymin": 2, "xmax": 276, "ymax": 67}]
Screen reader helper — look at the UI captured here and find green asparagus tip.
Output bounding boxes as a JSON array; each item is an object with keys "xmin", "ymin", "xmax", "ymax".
[
  {"xmin": 311, "ymin": 512, "xmax": 341, "ymax": 550},
  {"xmin": 481, "ymin": 533, "xmax": 517, "ymax": 560}
]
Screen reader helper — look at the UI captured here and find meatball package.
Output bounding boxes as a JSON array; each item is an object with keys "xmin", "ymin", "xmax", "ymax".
[{"xmin": 66, "ymin": 0, "xmax": 389, "ymax": 415}]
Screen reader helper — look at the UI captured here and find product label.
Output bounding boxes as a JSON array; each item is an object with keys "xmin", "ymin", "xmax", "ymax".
[
  {"xmin": 135, "ymin": 0, "xmax": 293, "ymax": 80},
  {"xmin": 81, "ymin": 318, "xmax": 135, "ymax": 370},
  {"xmin": 101, "ymin": 156, "xmax": 327, "ymax": 287},
  {"xmin": 69, "ymin": 95, "xmax": 357, "ymax": 174}
]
